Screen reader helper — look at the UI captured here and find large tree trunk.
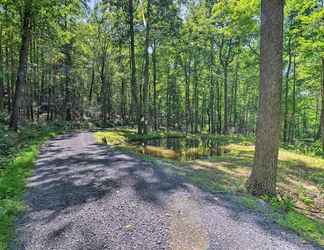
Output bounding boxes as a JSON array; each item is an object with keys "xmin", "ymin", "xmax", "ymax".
[
  {"xmin": 128, "ymin": 0, "xmax": 139, "ymax": 131},
  {"xmin": 10, "ymin": 0, "xmax": 33, "ymax": 130},
  {"xmin": 320, "ymin": 58, "xmax": 324, "ymax": 151},
  {"xmin": 247, "ymin": 0, "xmax": 284, "ymax": 196}
]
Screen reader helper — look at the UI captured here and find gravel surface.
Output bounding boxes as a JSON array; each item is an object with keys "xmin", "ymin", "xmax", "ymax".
[{"xmin": 12, "ymin": 132, "xmax": 322, "ymax": 250}]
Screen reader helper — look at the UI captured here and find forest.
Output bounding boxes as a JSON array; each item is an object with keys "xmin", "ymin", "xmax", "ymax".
[{"xmin": 0, "ymin": 0, "xmax": 324, "ymax": 249}]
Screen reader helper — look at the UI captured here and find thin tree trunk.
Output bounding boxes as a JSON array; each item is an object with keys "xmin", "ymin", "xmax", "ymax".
[
  {"xmin": 193, "ymin": 60, "xmax": 199, "ymax": 133},
  {"xmin": 152, "ymin": 41, "xmax": 158, "ymax": 131},
  {"xmin": 10, "ymin": 0, "xmax": 33, "ymax": 130},
  {"xmin": 100, "ymin": 53, "xmax": 108, "ymax": 123},
  {"xmin": 0, "ymin": 23, "xmax": 4, "ymax": 112},
  {"xmin": 142, "ymin": 0, "xmax": 151, "ymax": 135},
  {"xmin": 233, "ymin": 60, "xmax": 239, "ymax": 130},
  {"xmin": 320, "ymin": 58, "xmax": 324, "ymax": 151},
  {"xmin": 63, "ymin": 43, "xmax": 72, "ymax": 121},
  {"xmin": 289, "ymin": 56, "xmax": 297, "ymax": 144},
  {"xmin": 247, "ymin": 0, "xmax": 284, "ymax": 196},
  {"xmin": 216, "ymin": 79, "xmax": 222, "ymax": 134},
  {"xmin": 283, "ymin": 36, "xmax": 292, "ymax": 143},
  {"xmin": 184, "ymin": 60, "xmax": 191, "ymax": 133},
  {"xmin": 89, "ymin": 63, "xmax": 95, "ymax": 105},
  {"xmin": 128, "ymin": 0, "xmax": 139, "ymax": 131},
  {"xmin": 223, "ymin": 65, "xmax": 228, "ymax": 134}
]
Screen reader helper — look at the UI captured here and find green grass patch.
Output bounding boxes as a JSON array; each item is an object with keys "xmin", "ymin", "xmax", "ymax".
[
  {"xmin": 0, "ymin": 124, "xmax": 64, "ymax": 250},
  {"xmin": 277, "ymin": 210, "xmax": 324, "ymax": 245}
]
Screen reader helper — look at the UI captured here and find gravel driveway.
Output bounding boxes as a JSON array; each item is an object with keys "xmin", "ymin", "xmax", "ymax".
[{"xmin": 12, "ymin": 132, "xmax": 322, "ymax": 250}]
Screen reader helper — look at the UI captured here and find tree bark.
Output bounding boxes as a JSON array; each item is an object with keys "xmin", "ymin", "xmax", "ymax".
[
  {"xmin": 283, "ymin": 36, "xmax": 292, "ymax": 143},
  {"xmin": 89, "ymin": 62, "xmax": 95, "ymax": 105},
  {"xmin": 128, "ymin": 0, "xmax": 139, "ymax": 131},
  {"xmin": 289, "ymin": 56, "xmax": 297, "ymax": 144},
  {"xmin": 0, "ymin": 23, "xmax": 4, "ymax": 112},
  {"xmin": 216, "ymin": 79, "xmax": 222, "ymax": 134},
  {"xmin": 247, "ymin": 0, "xmax": 284, "ymax": 196},
  {"xmin": 193, "ymin": 60, "xmax": 199, "ymax": 133},
  {"xmin": 320, "ymin": 58, "xmax": 324, "ymax": 151},
  {"xmin": 10, "ymin": 0, "xmax": 33, "ymax": 130},
  {"xmin": 152, "ymin": 41, "xmax": 158, "ymax": 131},
  {"xmin": 63, "ymin": 43, "xmax": 72, "ymax": 121},
  {"xmin": 142, "ymin": 0, "xmax": 151, "ymax": 135},
  {"xmin": 233, "ymin": 60, "xmax": 239, "ymax": 130}
]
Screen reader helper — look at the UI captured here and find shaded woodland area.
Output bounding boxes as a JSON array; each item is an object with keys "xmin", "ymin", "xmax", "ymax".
[
  {"xmin": 0, "ymin": 1, "xmax": 324, "ymax": 248},
  {"xmin": 0, "ymin": 0, "xmax": 324, "ymax": 209}
]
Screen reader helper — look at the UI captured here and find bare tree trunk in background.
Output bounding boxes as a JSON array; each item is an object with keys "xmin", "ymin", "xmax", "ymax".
[
  {"xmin": 289, "ymin": 56, "xmax": 297, "ymax": 144},
  {"xmin": 89, "ymin": 62, "xmax": 95, "ymax": 105},
  {"xmin": 216, "ymin": 79, "xmax": 222, "ymax": 134},
  {"xmin": 233, "ymin": 60, "xmax": 239, "ymax": 130},
  {"xmin": 128, "ymin": 0, "xmax": 139, "ymax": 132},
  {"xmin": 320, "ymin": 58, "xmax": 324, "ymax": 151},
  {"xmin": 223, "ymin": 65, "xmax": 228, "ymax": 134},
  {"xmin": 184, "ymin": 58, "xmax": 191, "ymax": 134},
  {"xmin": 247, "ymin": 0, "xmax": 284, "ymax": 196},
  {"xmin": 100, "ymin": 52, "xmax": 109, "ymax": 124},
  {"xmin": 142, "ymin": 0, "xmax": 151, "ymax": 135},
  {"xmin": 152, "ymin": 40, "xmax": 158, "ymax": 131},
  {"xmin": 0, "ymin": 23, "xmax": 4, "ymax": 112},
  {"xmin": 283, "ymin": 36, "xmax": 292, "ymax": 144},
  {"xmin": 10, "ymin": 0, "xmax": 33, "ymax": 130},
  {"xmin": 63, "ymin": 43, "xmax": 72, "ymax": 121},
  {"xmin": 193, "ymin": 60, "xmax": 199, "ymax": 133}
]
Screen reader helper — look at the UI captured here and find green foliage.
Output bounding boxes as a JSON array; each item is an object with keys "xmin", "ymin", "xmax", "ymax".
[
  {"xmin": 261, "ymin": 195, "xmax": 294, "ymax": 213},
  {"xmin": 277, "ymin": 211, "xmax": 324, "ymax": 246},
  {"xmin": 284, "ymin": 140, "xmax": 323, "ymax": 157},
  {"xmin": 0, "ymin": 124, "xmax": 63, "ymax": 250}
]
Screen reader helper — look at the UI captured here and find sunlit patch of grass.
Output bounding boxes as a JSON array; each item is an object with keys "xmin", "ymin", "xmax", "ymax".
[
  {"xmin": 143, "ymin": 146, "xmax": 178, "ymax": 160},
  {"xmin": 96, "ymin": 130, "xmax": 130, "ymax": 145},
  {"xmin": 95, "ymin": 129, "xmax": 185, "ymax": 146}
]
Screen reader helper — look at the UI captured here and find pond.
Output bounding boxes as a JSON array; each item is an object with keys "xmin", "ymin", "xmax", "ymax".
[{"xmin": 132, "ymin": 137, "xmax": 229, "ymax": 161}]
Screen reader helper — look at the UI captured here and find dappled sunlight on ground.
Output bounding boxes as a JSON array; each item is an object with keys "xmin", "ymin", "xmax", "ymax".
[{"xmin": 96, "ymin": 129, "xmax": 324, "ymax": 222}]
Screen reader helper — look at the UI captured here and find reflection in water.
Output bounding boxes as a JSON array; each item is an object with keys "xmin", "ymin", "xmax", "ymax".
[{"xmin": 133, "ymin": 137, "xmax": 229, "ymax": 161}]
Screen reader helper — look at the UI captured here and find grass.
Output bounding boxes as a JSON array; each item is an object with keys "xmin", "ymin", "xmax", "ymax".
[
  {"xmin": 96, "ymin": 128, "xmax": 324, "ymax": 246},
  {"xmin": 0, "ymin": 124, "xmax": 64, "ymax": 250}
]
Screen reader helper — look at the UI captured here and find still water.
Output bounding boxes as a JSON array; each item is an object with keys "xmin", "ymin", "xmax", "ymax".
[{"xmin": 133, "ymin": 137, "xmax": 229, "ymax": 161}]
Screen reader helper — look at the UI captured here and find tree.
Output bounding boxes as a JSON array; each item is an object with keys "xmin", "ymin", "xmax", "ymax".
[
  {"xmin": 247, "ymin": 0, "xmax": 284, "ymax": 196},
  {"xmin": 128, "ymin": 0, "xmax": 139, "ymax": 132},
  {"xmin": 141, "ymin": 0, "xmax": 152, "ymax": 135},
  {"xmin": 9, "ymin": 0, "xmax": 33, "ymax": 130}
]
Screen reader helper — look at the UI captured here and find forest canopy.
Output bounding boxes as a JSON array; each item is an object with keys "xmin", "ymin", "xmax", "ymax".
[{"xmin": 0, "ymin": 0, "xmax": 323, "ymax": 142}]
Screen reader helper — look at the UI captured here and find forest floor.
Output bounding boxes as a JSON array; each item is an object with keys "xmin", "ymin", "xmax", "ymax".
[
  {"xmin": 11, "ymin": 131, "xmax": 323, "ymax": 249},
  {"xmin": 96, "ymin": 128, "xmax": 324, "ymax": 246}
]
